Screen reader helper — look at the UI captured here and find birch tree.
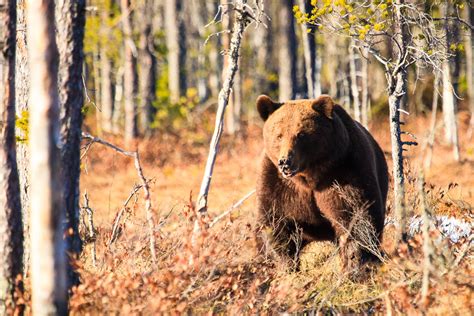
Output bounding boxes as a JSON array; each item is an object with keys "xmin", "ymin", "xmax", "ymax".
[
  {"xmin": 121, "ymin": 0, "xmax": 138, "ymax": 144},
  {"xmin": 138, "ymin": 0, "xmax": 157, "ymax": 134},
  {"xmin": 441, "ymin": 1, "xmax": 460, "ymax": 161},
  {"xmin": 278, "ymin": 0, "xmax": 297, "ymax": 101},
  {"xmin": 100, "ymin": 2, "xmax": 114, "ymax": 134},
  {"xmin": 56, "ymin": 0, "xmax": 86, "ymax": 288},
  {"xmin": 0, "ymin": 0, "xmax": 24, "ymax": 311},
  {"xmin": 466, "ymin": 2, "xmax": 474, "ymax": 138},
  {"xmin": 196, "ymin": 0, "xmax": 262, "ymax": 216},
  {"xmin": 27, "ymin": 0, "xmax": 68, "ymax": 313},
  {"xmin": 165, "ymin": 0, "xmax": 186, "ymax": 103},
  {"xmin": 297, "ymin": 0, "xmax": 321, "ymax": 98},
  {"xmin": 223, "ymin": 4, "xmax": 242, "ymax": 135}
]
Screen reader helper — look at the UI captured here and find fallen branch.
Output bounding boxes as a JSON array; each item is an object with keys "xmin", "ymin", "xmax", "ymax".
[
  {"xmin": 209, "ymin": 189, "xmax": 256, "ymax": 228},
  {"xmin": 81, "ymin": 132, "xmax": 157, "ymax": 264}
]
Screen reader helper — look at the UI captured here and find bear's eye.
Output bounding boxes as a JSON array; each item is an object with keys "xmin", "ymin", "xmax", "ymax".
[{"xmin": 276, "ymin": 133, "xmax": 283, "ymax": 140}]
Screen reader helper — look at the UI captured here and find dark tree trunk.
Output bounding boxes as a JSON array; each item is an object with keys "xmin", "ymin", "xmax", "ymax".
[
  {"xmin": 0, "ymin": 0, "xmax": 24, "ymax": 311},
  {"xmin": 278, "ymin": 0, "xmax": 297, "ymax": 101},
  {"xmin": 56, "ymin": 0, "xmax": 85, "ymax": 289}
]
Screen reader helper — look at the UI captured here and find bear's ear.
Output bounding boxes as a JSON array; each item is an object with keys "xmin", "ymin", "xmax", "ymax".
[
  {"xmin": 312, "ymin": 95, "xmax": 335, "ymax": 119},
  {"xmin": 256, "ymin": 95, "xmax": 281, "ymax": 121}
]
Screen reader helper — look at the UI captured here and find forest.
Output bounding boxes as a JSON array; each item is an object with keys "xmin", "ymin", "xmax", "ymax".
[{"xmin": 0, "ymin": 0, "xmax": 473, "ymax": 314}]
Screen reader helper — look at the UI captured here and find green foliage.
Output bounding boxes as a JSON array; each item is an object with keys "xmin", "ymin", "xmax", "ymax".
[
  {"xmin": 84, "ymin": 0, "xmax": 123, "ymax": 62},
  {"xmin": 294, "ymin": 0, "xmax": 393, "ymax": 40},
  {"xmin": 151, "ymin": 66, "xmax": 199, "ymax": 131},
  {"xmin": 15, "ymin": 110, "xmax": 29, "ymax": 144}
]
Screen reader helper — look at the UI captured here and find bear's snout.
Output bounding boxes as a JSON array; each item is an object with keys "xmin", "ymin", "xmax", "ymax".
[{"xmin": 278, "ymin": 152, "xmax": 299, "ymax": 178}]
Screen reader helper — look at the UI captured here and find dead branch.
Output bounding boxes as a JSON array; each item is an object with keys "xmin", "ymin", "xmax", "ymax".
[
  {"xmin": 81, "ymin": 132, "xmax": 157, "ymax": 264},
  {"xmin": 209, "ymin": 189, "xmax": 256, "ymax": 228},
  {"xmin": 82, "ymin": 191, "xmax": 97, "ymax": 267},
  {"xmin": 108, "ymin": 184, "xmax": 142, "ymax": 246}
]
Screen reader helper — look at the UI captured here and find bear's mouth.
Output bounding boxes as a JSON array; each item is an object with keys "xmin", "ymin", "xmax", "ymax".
[{"xmin": 279, "ymin": 166, "xmax": 300, "ymax": 179}]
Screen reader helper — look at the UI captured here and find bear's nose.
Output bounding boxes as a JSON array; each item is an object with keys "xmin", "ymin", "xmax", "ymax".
[{"xmin": 278, "ymin": 152, "xmax": 294, "ymax": 168}]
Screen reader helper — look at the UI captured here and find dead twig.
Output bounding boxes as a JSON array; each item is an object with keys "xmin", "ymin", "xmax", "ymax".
[
  {"xmin": 81, "ymin": 132, "xmax": 157, "ymax": 264},
  {"xmin": 82, "ymin": 191, "xmax": 97, "ymax": 267},
  {"xmin": 108, "ymin": 184, "xmax": 143, "ymax": 246},
  {"xmin": 209, "ymin": 189, "xmax": 256, "ymax": 228}
]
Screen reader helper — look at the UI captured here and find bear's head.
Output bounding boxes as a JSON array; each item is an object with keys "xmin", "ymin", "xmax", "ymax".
[{"xmin": 257, "ymin": 95, "xmax": 350, "ymax": 179}]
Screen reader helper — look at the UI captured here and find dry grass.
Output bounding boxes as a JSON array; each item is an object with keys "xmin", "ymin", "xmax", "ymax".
[{"xmin": 66, "ymin": 114, "xmax": 473, "ymax": 314}]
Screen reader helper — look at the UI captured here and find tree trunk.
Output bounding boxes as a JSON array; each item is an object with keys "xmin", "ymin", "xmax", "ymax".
[
  {"xmin": 254, "ymin": 0, "xmax": 272, "ymax": 96},
  {"xmin": 138, "ymin": 0, "xmax": 157, "ymax": 134},
  {"xmin": 223, "ymin": 5, "xmax": 241, "ymax": 135},
  {"xmin": 0, "ymin": 0, "xmax": 24, "ymax": 311},
  {"xmin": 297, "ymin": 0, "xmax": 321, "ymax": 98},
  {"xmin": 165, "ymin": 0, "xmax": 186, "ymax": 103},
  {"xmin": 100, "ymin": 6, "xmax": 114, "ymax": 134},
  {"xmin": 93, "ymin": 49, "xmax": 102, "ymax": 135},
  {"xmin": 424, "ymin": 74, "xmax": 440, "ymax": 169},
  {"xmin": 189, "ymin": 0, "xmax": 210, "ymax": 103},
  {"xmin": 112, "ymin": 65, "xmax": 124, "ymax": 134},
  {"xmin": 349, "ymin": 42, "xmax": 361, "ymax": 122},
  {"xmin": 56, "ymin": 0, "xmax": 85, "ymax": 289},
  {"xmin": 361, "ymin": 48, "xmax": 369, "ymax": 129},
  {"xmin": 467, "ymin": 3, "xmax": 474, "ymax": 138},
  {"xmin": 441, "ymin": 1, "xmax": 460, "ymax": 161},
  {"xmin": 15, "ymin": 0, "xmax": 31, "ymax": 277},
  {"xmin": 206, "ymin": 1, "xmax": 221, "ymax": 97},
  {"xmin": 389, "ymin": 0, "xmax": 409, "ymax": 242},
  {"xmin": 278, "ymin": 0, "xmax": 297, "ymax": 101},
  {"xmin": 196, "ymin": 0, "xmax": 249, "ymax": 215},
  {"xmin": 121, "ymin": 0, "xmax": 138, "ymax": 144},
  {"xmin": 26, "ymin": 0, "xmax": 68, "ymax": 314}
]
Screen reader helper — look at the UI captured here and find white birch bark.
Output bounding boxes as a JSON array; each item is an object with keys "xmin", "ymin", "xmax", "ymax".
[
  {"xmin": 196, "ymin": 0, "xmax": 249, "ymax": 214},
  {"xmin": 26, "ymin": 0, "xmax": 68, "ymax": 313},
  {"xmin": 349, "ymin": 43, "xmax": 361, "ymax": 122}
]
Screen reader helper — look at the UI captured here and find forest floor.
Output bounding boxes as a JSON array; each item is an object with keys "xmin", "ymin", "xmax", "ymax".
[{"xmin": 69, "ymin": 112, "xmax": 473, "ymax": 314}]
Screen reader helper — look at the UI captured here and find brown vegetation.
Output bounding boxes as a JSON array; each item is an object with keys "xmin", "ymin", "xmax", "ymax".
[{"xmin": 65, "ymin": 113, "xmax": 474, "ymax": 314}]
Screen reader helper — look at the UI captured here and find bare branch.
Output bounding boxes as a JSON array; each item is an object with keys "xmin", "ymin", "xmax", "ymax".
[{"xmin": 209, "ymin": 189, "xmax": 256, "ymax": 228}]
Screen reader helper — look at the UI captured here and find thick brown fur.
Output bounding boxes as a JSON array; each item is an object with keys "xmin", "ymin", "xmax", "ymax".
[{"xmin": 255, "ymin": 95, "xmax": 388, "ymax": 271}]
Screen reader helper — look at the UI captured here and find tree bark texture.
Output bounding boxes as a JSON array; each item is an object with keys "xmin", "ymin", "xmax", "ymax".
[
  {"xmin": 197, "ymin": 0, "xmax": 249, "ymax": 214},
  {"xmin": 441, "ymin": 1, "xmax": 460, "ymax": 160},
  {"xmin": 0, "ymin": 0, "xmax": 24, "ymax": 312},
  {"xmin": 349, "ymin": 42, "xmax": 361, "ymax": 122},
  {"xmin": 297, "ymin": 0, "xmax": 321, "ymax": 98},
  {"xmin": 26, "ymin": 0, "xmax": 68, "ymax": 314},
  {"xmin": 223, "ymin": 5, "xmax": 241, "ymax": 135},
  {"xmin": 15, "ymin": 0, "xmax": 30, "ymax": 276},
  {"xmin": 165, "ymin": 0, "xmax": 186, "ymax": 103},
  {"xmin": 389, "ymin": 0, "xmax": 409, "ymax": 242},
  {"xmin": 100, "ymin": 6, "xmax": 114, "ymax": 134},
  {"xmin": 138, "ymin": 0, "xmax": 157, "ymax": 134},
  {"xmin": 466, "ymin": 3, "xmax": 474, "ymax": 137},
  {"xmin": 121, "ymin": 0, "xmax": 138, "ymax": 144},
  {"xmin": 56, "ymin": 0, "xmax": 85, "ymax": 289},
  {"xmin": 278, "ymin": 0, "xmax": 297, "ymax": 101}
]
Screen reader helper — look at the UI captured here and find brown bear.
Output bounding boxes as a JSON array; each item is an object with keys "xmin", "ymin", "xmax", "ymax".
[{"xmin": 255, "ymin": 94, "xmax": 388, "ymax": 271}]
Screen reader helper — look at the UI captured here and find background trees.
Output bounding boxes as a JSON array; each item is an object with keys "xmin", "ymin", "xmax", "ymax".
[{"xmin": 0, "ymin": 0, "xmax": 472, "ymax": 313}]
